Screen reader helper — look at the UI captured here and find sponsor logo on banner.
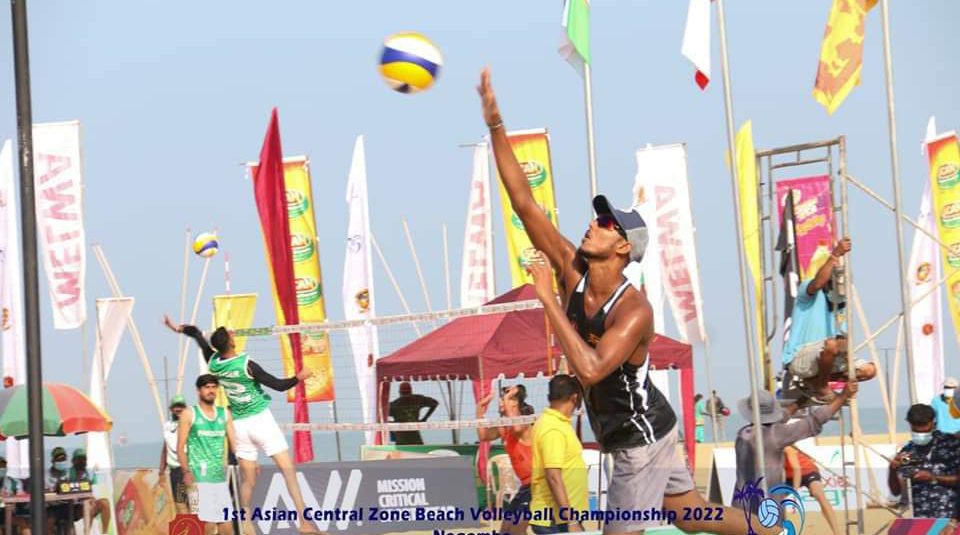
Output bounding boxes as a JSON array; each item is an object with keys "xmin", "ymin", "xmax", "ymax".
[
  {"xmin": 938, "ymin": 162, "xmax": 959, "ymax": 189},
  {"xmin": 286, "ymin": 189, "xmax": 309, "ymax": 218},
  {"xmin": 948, "ymin": 243, "xmax": 960, "ymax": 268},
  {"xmin": 520, "ymin": 160, "xmax": 547, "ymax": 188},
  {"xmin": 296, "ymin": 276, "xmax": 322, "ymax": 307},
  {"xmin": 291, "ymin": 233, "xmax": 315, "ymax": 263},
  {"xmin": 251, "ymin": 457, "xmax": 479, "ymax": 534},
  {"xmin": 169, "ymin": 514, "xmax": 203, "ymax": 535}
]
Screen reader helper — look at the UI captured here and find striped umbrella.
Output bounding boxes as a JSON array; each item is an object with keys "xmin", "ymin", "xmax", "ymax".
[{"xmin": 0, "ymin": 383, "xmax": 112, "ymax": 439}]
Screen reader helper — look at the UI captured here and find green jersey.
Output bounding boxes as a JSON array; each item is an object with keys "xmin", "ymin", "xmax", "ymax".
[
  {"xmin": 208, "ymin": 353, "xmax": 271, "ymax": 419},
  {"xmin": 186, "ymin": 405, "xmax": 228, "ymax": 483}
]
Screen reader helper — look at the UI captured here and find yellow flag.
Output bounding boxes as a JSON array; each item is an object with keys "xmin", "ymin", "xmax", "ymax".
[
  {"xmin": 736, "ymin": 121, "xmax": 770, "ymax": 385},
  {"xmin": 496, "ymin": 129, "xmax": 560, "ymax": 287},
  {"xmin": 212, "ymin": 293, "xmax": 257, "ymax": 406},
  {"xmin": 813, "ymin": 0, "xmax": 876, "ymax": 115}
]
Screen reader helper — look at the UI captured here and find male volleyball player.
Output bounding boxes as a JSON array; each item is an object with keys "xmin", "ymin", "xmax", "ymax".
[
  {"xmin": 478, "ymin": 68, "xmax": 778, "ymax": 535},
  {"xmin": 165, "ymin": 317, "xmax": 322, "ymax": 535}
]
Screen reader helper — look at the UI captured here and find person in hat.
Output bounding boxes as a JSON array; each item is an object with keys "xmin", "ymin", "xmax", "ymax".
[
  {"xmin": 480, "ymin": 68, "xmax": 781, "ymax": 535},
  {"xmin": 734, "ymin": 381, "xmax": 858, "ymax": 498},
  {"xmin": 930, "ymin": 377, "xmax": 960, "ymax": 434},
  {"xmin": 388, "ymin": 382, "xmax": 439, "ymax": 445},
  {"xmin": 66, "ymin": 448, "xmax": 111, "ymax": 533},
  {"xmin": 44, "ymin": 446, "xmax": 70, "ymax": 491},
  {"xmin": 160, "ymin": 394, "xmax": 190, "ymax": 514}
]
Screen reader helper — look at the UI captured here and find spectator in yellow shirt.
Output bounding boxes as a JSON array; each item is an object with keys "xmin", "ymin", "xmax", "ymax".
[{"xmin": 530, "ymin": 375, "xmax": 588, "ymax": 534}]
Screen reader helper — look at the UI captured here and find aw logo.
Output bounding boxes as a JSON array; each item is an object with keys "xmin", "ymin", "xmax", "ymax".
[
  {"xmin": 258, "ymin": 469, "xmax": 363, "ymax": 533},
  {"xmin": 733, "ymin": 478, "xmax": 806, "ymax": 535}
]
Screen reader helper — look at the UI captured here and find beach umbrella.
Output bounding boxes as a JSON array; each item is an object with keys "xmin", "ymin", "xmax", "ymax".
[{"xmin": 0, "ymin": 383, "xmax": 112, "ymax": 439}]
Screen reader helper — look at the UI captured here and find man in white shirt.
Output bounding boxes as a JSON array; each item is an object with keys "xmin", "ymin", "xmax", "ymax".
[{"xmin": 159, "ymin": 395, "xmax": 189, "ymax": 514}]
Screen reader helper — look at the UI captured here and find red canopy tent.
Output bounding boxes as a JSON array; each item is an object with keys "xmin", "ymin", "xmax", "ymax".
[{"xmin": 376, "ymin": 285, "xmax": 698, "ymax": 470}]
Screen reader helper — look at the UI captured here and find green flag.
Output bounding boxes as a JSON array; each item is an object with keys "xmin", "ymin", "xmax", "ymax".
[{"xmin": 560, "ymin": 0, "xmax": 590, "ymax": 75}]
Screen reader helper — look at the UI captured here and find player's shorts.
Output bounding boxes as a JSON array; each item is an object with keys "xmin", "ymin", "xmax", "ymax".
[
  {"xmin": 169, "ymin": 467, "xmax": 187, "ymax": 504},
  {"xmin": 800, "ymin": 471, "xmax": 823, "ymax": 489},
  {"xmin": 196, "ymin": 482, "xmax": 231, "ymax": 523},
  {"xmin": 233, "ymin": 409, "xmax": 289, "ymax": 461},
  {"xmin": 604, "ymin": 425, "xmax": 695, "ymax": 533}
]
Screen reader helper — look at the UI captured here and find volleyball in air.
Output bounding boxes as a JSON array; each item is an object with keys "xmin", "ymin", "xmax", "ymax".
[
  {"xmin": 379, "ymin": 32, "xmax": 443, "ymax": 94},
  {"xmin": 192, "ymin": 232, "xmax": 219, "ymax": 258}
]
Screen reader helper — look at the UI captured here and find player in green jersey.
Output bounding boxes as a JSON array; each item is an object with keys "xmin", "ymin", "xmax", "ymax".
[
  {"xmin": 166, "ymin": 316, "xmax": 322, "ymax": 535},
  {"xmin": 178, "ymin": 373, "xmax": 237, "ymax": 534}
]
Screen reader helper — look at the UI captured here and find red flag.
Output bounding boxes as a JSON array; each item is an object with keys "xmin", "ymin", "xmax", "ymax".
[{"xmin": 252, "ymin": 108, "xmax": 313, "ymax": 463}]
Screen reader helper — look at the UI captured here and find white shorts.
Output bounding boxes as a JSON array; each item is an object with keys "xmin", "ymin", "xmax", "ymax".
[
  {"xmin": 195, "ymin": 482, "xmax": 231, "ymax": 523},
  {"xmin": 233, "ymin": 409, "xmax": 288, "ymax": 461}
]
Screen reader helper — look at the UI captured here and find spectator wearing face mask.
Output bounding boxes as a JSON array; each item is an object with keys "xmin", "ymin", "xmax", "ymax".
[
  {"xmin": 888, "ymin": 404, "xmax": 960, "ymax": 520},
  {"xmin": 45, "ymin": 446, "xmax": 70, "ymax": 491},
  {"xmin": 931, "ymin": 377, "xmax": 960, "ymax": 434}
]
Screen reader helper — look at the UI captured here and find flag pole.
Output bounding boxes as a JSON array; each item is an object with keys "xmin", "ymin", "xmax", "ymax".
[
  {"xmin": 878, "ymin": 0, "xmax": 917, "ymax": 404},
  {"xmin": 715, "ymin": 0, "xmax": 767, "ymax": 492},
  {"xmin": 9, "ymin": 0, "xmax": 48, "ymax": 530},
  {"xmin": 583, "ymin": 63, "xmax": 598, "ymax": 198}
]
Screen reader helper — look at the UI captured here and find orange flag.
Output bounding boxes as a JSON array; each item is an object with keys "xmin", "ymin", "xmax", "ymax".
[{"xmin": 812, "ymin": 0, "xmax": 877, "ymax": 115}]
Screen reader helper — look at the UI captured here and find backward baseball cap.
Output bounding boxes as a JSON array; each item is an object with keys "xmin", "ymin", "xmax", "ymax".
[{"xmin": 592, "ymin": 195, "xmax": 648, "ymax": 263}]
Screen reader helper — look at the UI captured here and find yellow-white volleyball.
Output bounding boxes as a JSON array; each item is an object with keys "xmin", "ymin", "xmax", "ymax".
[
  {"xmin": 379, "ymin": 32, "xmax": 443, "ymax": 94},
  {"xmin": 193, "ymin": 232, "xmax": 219, "ymax": 258}
]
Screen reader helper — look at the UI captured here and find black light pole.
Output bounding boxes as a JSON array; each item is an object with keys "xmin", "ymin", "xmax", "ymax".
[{"xmin": 9, "ymin": 1, "xmax": 46, "ymax": 532}]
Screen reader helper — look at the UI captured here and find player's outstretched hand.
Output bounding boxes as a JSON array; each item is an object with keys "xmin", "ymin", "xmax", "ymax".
[
  {"xmin": 163, "ymin": 314, "xmax": 183, "ymax": 333},
  {"xmin": 477, "ymin": 68, "xmax": 502, "ymax": 129}
]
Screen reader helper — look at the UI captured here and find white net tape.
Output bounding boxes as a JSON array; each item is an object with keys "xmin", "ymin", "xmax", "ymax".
[
  {"xmin": 279, "ymin": 414, "xmax": 538, "ymax": 433},
  {"xmin": 233, "ymin": 299, "xmax": 543, "ymax": 338}
]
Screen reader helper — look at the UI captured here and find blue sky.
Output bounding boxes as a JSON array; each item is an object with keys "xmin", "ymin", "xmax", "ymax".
[{"xmin": 0, "ymin": 1, "xmax": 958, "ymax": 451}]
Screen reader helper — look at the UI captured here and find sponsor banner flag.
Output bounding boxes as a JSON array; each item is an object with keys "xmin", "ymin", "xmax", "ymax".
[
  {"xmin": 926, "ymin": 133, "xmax": 960, "ymax": 354},
  {"xmin": 907, "ymin": 183, "xmax": 944, "ymax": 404},
  {"xmin": 460, "ymin": 142, "xmax": 495, "ymax": 308},
  {"xmin": 0, "ymin": 140, "xmax": 27, "ymax": 478},
  {"xmin": 87, "ymin": 297, "xmax": 134, "ymax": 471},
  {"xmin": 776, "ymin": 175, "xmax": 835, "ymax": 281},
  {"xmin": 634, "ymin": 144, "xmax": 706, "ymax": 344},
  {"xmin": 496, "ymin": 129, "xmax": 560, "ymax": 287},
  {"xmin": 630, "ymin": 180, "xmax": 664, "ymax": 333},
  {"xmin": 251, "ymin": 156, "xmax": 335, "ymax": 403},
  {"xmin": 33, "ymin": 121, "xmax": 86, "ymax": 329},
  {"xmin": 113, "ymin": 469, "xmax": 177, "ymax": 535},
  {"xmin": 813, "ymin": 0, "xmax": 876, "ymax": 114},
  {"xmin": 343, "ymin": 135, "xmax": 381, "ymax": 445},
  {"xmin": 251, "ymin": 456, "xmax": 480, "ymax": 534},
  {"xmin": 250, "ymin": 109, "xmax": 312, "ymax": 463}
]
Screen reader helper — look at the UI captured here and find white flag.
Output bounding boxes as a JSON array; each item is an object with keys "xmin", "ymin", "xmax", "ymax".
[
  {"xmin": 460, "ymin": 142, "xmax": 495, "ymax": 308},
  {"xmin": 635, "ymin": 144, "xmax": 707, "ymax": 344},
  {"xmin": 681, "ymin": 0, "xmax": 711, "ymax": 90},
  {"xmin": 0, "ymin": 140, "xmax": 28, "ymax": 478},
  {"xmin": 33, "ymin": 121, "xmax": 86, "ymax": 329},
  {"xmin": 343, "ymin": 136, "xmax": 381, "ymax": 445},
  {"xmin": 908, "ymin": 185, "xmax": 944, "ymax": 404},
  {"xmin": 87, "ymin": 297, "xmax": 134, "ymax": 469}
]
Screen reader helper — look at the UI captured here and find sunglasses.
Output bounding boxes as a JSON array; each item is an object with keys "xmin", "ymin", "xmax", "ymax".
[{"xmin": 595, "ymin": 214, "xmax": 626, "ymax": 238}]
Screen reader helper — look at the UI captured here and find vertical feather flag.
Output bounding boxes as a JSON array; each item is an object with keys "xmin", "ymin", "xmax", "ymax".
[
  {"xmin": 736, "ymin": 121, "xmax": 766, "ymax": 378},
  {"xmin": 681, "ymin": 0, "xmax": 712, "ymax": 90},
  {"xmin": 907, "ymin": 183, "xmax": 943, "ymax": 403},
  {"xmin": 777, "ymin": 192, "xmax": 800, "ymax": 350},
  {"xmin": 252, "ymin": 109, "xmax": 313, "ymax": 463},
  {"xmin": 460, "ymin": 142, "xmax": 495, "ymax": 308}
]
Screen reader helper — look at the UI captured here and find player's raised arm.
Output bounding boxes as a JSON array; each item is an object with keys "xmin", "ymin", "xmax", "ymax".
[{"xmin": 477, "ymin": 68, "xmax": 576, "ymax": 273}]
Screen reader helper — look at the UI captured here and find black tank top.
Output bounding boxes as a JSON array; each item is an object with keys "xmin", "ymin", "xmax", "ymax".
[{"xmin": 565, "ymin": 274, "xmax": 677, "ymax": 451}]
